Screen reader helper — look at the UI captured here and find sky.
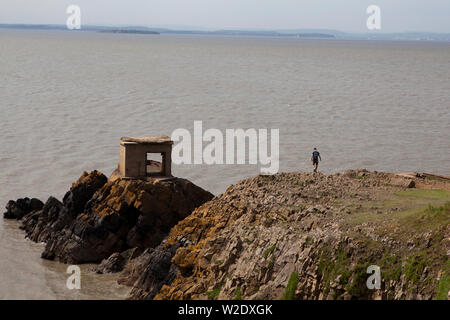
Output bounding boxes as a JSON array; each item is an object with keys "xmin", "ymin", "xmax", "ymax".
[{"xmin": 0, "ymin": 0, "xmax": 449, "ymax": 33}]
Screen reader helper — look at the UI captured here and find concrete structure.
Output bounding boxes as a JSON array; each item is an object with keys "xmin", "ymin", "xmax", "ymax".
[{"xmin": 119, "ymin": 136, "xmax": 173, "ymax": 178}]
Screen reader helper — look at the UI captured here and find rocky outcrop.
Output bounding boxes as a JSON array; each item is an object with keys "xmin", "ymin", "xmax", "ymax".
[
  {"xmin": 117, "ymin": 243, "xmax": 181, "ymax": 299},
  {"xmin": 120, "ymin": 170, "xmax": 450, "ymax": 300},
  {"xmin": 3, "ymin": 170, "xmax": 213, "ymax": 265},
  {"xmin": 19, "ymin": 170, "xmax": 108, "ymax": 244},
  {"xmin": 4, "ymin": 168, "xmax": 449, "ymax": 300},
  {"xmin": 4, "ymin": 197, "xmax": 44, "ymax": 219},
  {"xmin": 20, "ymin": 196, "xmax": 64, "ymax": 242},
  {"xmin": 93, "ymin": 247, "xmax": 143, "ymax": 274}
]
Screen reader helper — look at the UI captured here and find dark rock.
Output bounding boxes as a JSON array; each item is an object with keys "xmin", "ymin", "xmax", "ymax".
[
  {"xmin": 62, "ymin": 170, "xmax": 107, "ymax": 216},
  {"xmin": 39, "ymin": 173, "xmax": 213, "ymax": 264},
  {"xmin": 21, "ymin": 196, "xmax": 63, "ymax": 242},
  {"xmin": 19, "ymin": 171, "xmax": 107, "ymax": 246},
  {"xmin": 3, "ymin": 197, "xmax": 43, "ymax": 219},
  {"xmin": 93, "ymin": 247, "xmax": 143, "ymax": 274},
  {"xmin": 118, "ymin": 243, "xmax": 180, "ymax": 300}
]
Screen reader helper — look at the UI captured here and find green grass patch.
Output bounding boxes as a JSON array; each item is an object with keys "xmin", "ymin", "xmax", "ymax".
[
  {"xmin": 403, "ymin": 252, "xmax": 429, "ymax": 288},
  {"xmin": 344, "ymin": 188, "xmax": 450, "ymax": 233},
  {"xmin": 233, "ymin": 287, "xmax": 242, "ymax": 300},
  {"xmin": 263, "ymin": 245, "xmax": 278, "ymax": 259},
  {"xmin": 395, "ymin": 188, "xmax": 450, "ymax": 200},
  {"xmin": 425, "ymin": 176, "xmax": 450, "ymax": 183},
  {"xmin": 282, "ymin": 272, "xmax": 299, "ymax": 300},
  {"xmin": 267, "ymin": 259, "xmax": 275, "ymax": 270},
  {"xmin": 400, "ymin": 202, "xmax": 450, "ymax": 232},
  {"xmin": 206, "ymin": 284, "xmax": 222, "ymax": 300},
  {"xmin": 435, "ymin": 260, "xmax": 450, "ymax": 300},
  {"xmin": 317, "ymin": 247, "xmax": 352, "ymax": 296},
  {"xmin": 344, "ymin": 262, "xmax": 372, "ymax": 297},
  {"xmin": 305, "ymin": 236, "xmax": 313, "ymax": 246},
  {"xmin": 380, "ymin": 252, "xmax": 402, "ymax": 283}
]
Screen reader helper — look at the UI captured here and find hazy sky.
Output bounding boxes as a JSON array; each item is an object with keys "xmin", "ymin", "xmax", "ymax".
[{"xmin": 0, "ymin": 0, "xmax": 449, "ymax": 33}]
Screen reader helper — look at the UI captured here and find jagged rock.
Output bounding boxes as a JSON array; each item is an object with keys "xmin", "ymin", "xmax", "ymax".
[
  {"xmin": 4, "ymin": 169, "xmax": 448, "ymax": 300},
  {"xmin": 120, "ymin": 170, "xmax": 448, "ymax": 300},
  {"xmin": 63, "ymin": 170, "xmax": 108, "ymax": 215},
  {"xmin": 93, "ymin": 247, "xmax": 142, "ymax": 274},
  {"xmin": 16, "ymin": 170, "xmax": 108, "ymax": 246},
  {"xmin": 3, "ymin": 197, "xmax": 43, "ymax": 219},
  {"xmin": 40, "ymin": 173, "xmax": 213, "ymax": 264},
  {"xmin": 20, "ymin": 196, "xmax": 63, "ymax": 242},
  {"xmin": 3, "ymin": 169, "xmax": 213, "ymax": 266},
  {"xmin": 118, "ymin": 243, "xmax": 181, "ymax": 300}
]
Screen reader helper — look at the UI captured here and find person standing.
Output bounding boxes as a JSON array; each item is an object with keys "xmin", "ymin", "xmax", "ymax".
[{"xmin": 311, "ymin": 148, "xmax": 321, "ymax": 172}]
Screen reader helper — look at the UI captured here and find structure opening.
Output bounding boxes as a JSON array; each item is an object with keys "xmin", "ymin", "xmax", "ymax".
[{"xmin": 146, "ymin": 153, "xmax": 163, "ymax": 176}]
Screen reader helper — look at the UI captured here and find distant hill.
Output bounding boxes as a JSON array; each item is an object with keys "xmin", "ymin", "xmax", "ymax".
[
  {"xmin": 0, "ymin": 24, "xmax": 448, "ymax": 41},
  {"xmin": 99, "ymin": 29, "xmax": 159, "ymax": 35}
]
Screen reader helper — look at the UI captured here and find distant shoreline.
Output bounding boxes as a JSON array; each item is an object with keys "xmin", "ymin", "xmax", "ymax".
[
  {"xmin": 1, "ymin": 24, "xmax": 449, "ymax": 41},
  {"xmin": 99, "ymin": 29, "xmax": 159, "ymax": 35}
]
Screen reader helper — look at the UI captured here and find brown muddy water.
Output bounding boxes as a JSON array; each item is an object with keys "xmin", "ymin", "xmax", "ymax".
[{"xmin": 0, "ymin": 30, "xmax": 449, "ymax": 298}]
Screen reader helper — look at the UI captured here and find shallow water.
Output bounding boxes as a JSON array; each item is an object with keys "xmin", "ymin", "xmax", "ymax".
[
  {"xmin": 0, "ymin": 29, "xmax": 449, "ymax": 299},
  {"xmin": 0, "ymin": 218, "xmax": 130, "ymax": 299}
]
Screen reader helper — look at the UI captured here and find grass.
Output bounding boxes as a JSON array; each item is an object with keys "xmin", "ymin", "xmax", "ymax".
[
  {"xmin": 233, "ymin": 287, "xmax": 242, "ymax": 300},
  {"xmin": 395, "ymin": 188, "xmax": 450, "ymax": 200},
  {"xmin": 401, "ymin": 202, "xmax": 450, "ymax": 232},
  {"xmin": 263, "ymin": 245, "xmax": 278, "ymax": 259},
  {"xmin": 311, "ymin": 187, "xmax": 450, "ymax": 299},
  {"xmin": 267, "ymin": 259, "xmax": 275, "ymax": 270},
  {"xmin": 425, "ymin": 176, "xmax": 450, "ymax": 183},
  {"xmin": 344, "ymin": 262, "xmax": 372, "ymax": 298},
  {"xmin": 435, "ymin": 260, "xmax": 450, "ymax": 300},
  {"xmin": 206, "ymin": 284, "xmax": 222, "ymax": 300},
  {"xmin": 380, "ymin": 252, "xmax": 402, "ymax": 283},
  {"xmin": 346, "ymin": 201, "xmax": 449, "ymax": 298},
  {"xmin": 305, "ymin": 236, "xmax": 313, "ymax": 246},
  {"xmin": 345, "ymin": 188, "xmax": 450, "ymax": 230},
  {"xmin": 404, "ymin": 253, "xmax": 428, "ymax": 284},
  {"xmin": 317, "ymin": 247, "xmax": 352, "ymax": 296},
  {"xmin": 282, "ymin": 272, "xmax": 299, "ymax": 300}
]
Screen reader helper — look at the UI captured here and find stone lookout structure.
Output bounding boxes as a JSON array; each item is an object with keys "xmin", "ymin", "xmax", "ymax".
[{"xmin": 119, "ymin": 136, "xmax": 173, "ymax": 178}]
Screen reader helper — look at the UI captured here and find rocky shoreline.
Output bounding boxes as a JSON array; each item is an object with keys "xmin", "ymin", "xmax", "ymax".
[
  {"xmin": 3, "ymin": 169, "xmax": 450, "ymax": 300},
  {"xmin": 4, "ymin": 170, "xmax": 213, "ymax": 265}
]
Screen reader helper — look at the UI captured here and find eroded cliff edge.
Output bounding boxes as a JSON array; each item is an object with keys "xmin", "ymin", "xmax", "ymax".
[
  {"xmin": 4, "ymin": 170, "xmax": 450, "ymax": 300},
  {"xmin": 119, "ymin": 170, "xmax": 450, "ymax": 300}
]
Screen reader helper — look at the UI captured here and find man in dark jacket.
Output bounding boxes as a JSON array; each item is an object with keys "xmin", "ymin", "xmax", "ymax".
[{"xmin": 311, "ymin": 148, "xmax": 321, "ymax": 173}]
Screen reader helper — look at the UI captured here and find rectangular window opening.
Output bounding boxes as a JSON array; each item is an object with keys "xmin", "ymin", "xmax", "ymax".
[{"xmin": 146, "ymin": 153, "xmax": 163, "ymax": 176}]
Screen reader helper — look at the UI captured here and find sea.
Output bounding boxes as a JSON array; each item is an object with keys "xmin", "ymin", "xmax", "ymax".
[{"xmin": 0, "ymin": 29, "xmax": 449, "ymax": 299}]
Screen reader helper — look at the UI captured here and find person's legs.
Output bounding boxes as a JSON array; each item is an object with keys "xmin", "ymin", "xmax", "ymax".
[{"xmin": 313, "ymin": 160, "xmax": 318, "ymax": 172}]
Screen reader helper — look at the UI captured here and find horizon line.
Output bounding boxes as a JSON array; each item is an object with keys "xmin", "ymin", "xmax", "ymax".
[{"xmin": 0, "ymin": 23, "xmax": 449, "ymax": 35}]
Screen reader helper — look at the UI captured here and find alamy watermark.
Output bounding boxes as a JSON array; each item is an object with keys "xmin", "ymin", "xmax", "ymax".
[
  {"xmin": 171, "ymin": 121, "xmax": 279, "ymax": 175},
  {"xmin": 66, "ymin": 5, "xmax": 81, "ymax": 30},
  {"xmin": 66, "ymin": 5, "xmax": 381, "ymax": 31},
  {"xmin": 66, "ymin": 265, "xmax": 81, "ymax": 290},
  {"xmin": 366, "ymin": 265, "xmax": 381, "ymax": 290},
  {"xmin": 366, "ymin": 5, "xmax": 381, "ymax": 30}
]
